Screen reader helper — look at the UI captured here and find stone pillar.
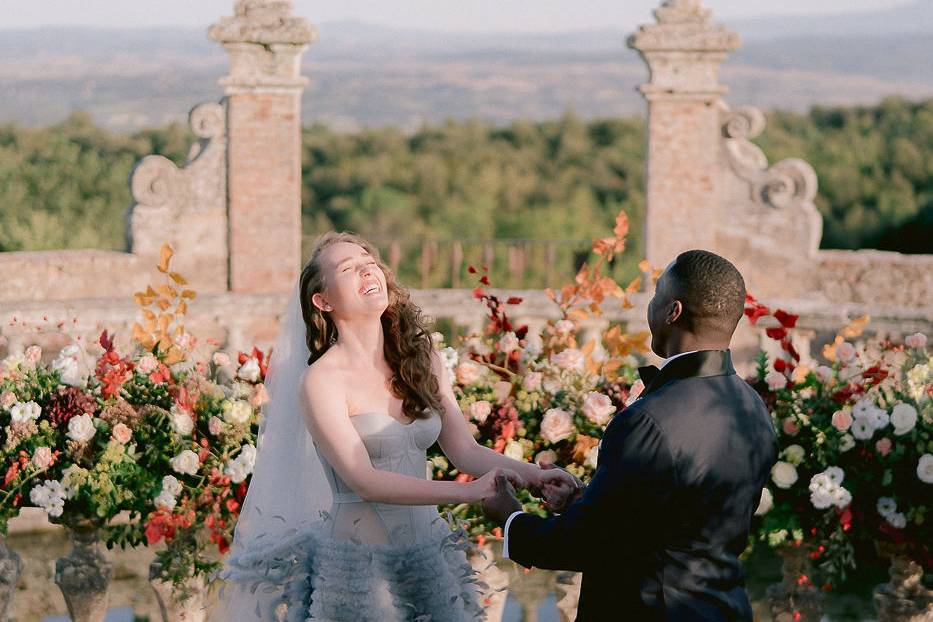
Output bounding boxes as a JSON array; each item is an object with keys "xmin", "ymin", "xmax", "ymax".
[
  {"xmin": 628, "ymin": 0, "xmax": 739, "ymax": 270},
  {"xmin": 210, "ymin": 0, "xmax": 317, "ymax": 294}
]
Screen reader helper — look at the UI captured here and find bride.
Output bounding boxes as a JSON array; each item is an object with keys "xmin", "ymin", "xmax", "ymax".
[{"xmin": 212, "ymin": 232, "xmax": 576, "ymax": 621}]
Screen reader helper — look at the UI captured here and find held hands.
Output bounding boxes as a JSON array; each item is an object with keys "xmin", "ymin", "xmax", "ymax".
[
  {"xmin": 533, "ymin": 462, "xmax": 584, "ymax": 513},
  {"xmin": 468, "ymin": 467, "xmax": 523, "ymax": 504}
]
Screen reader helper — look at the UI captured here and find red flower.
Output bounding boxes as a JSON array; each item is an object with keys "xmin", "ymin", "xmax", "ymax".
[
  {"xmin": 506, "ymin": 297, "xmax": 523, "ymax": 305},
  {"xmin": 467, "ymin": 266, "xmax": 477, "ymax": 274},
  {"xmin": 766, "ymin": 327, "xmax": 787, "ymax": 341},
  {"xmin": 225, "ymin": 498, "xmax": 240, "ymax": 513},
  {"xmin": 774, "ymin": 359, "xmax": 787, "ymax": 373},
  {"xmin": 472, "ymin": 287, "xmax": 484, "ymax": 300},
  {"xmin": 3, "ymin": 463, "xmax": 20, "ymax": 489},
  {"xmin": 480, "ymin": 276, "xmax": 490, "ymax": 286},
  {"xmin": 774, "ymin": 310, "xmax": 799, "ymax": 329}
]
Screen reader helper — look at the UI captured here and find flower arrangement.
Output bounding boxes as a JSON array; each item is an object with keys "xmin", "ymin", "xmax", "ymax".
[
  {"xmin": 746, "ymin": 293, "xmax": 931, "ymax": 584},
  {"xmin": 430, "ymin": 213, "xmax": 651, "ymax": 542},
  {"xmin": 0, "ymin": 245, "xmax": 267, "ymax": 594}
]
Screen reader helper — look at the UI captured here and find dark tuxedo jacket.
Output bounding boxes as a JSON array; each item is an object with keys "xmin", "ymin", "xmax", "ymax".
[{"xmin": 508, "ymin": 350, "xmax": 777, "ymax": 621}]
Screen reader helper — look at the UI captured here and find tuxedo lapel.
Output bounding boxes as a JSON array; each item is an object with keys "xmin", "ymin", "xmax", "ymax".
[{"xmin": 639, "ymin": 350, "xmax": 736, "ymax": 398}]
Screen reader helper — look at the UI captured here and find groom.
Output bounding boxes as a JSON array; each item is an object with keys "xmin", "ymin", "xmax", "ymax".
[{"xmin": 484, "ymin": 250, "xmax": 778, "ymax": 620}]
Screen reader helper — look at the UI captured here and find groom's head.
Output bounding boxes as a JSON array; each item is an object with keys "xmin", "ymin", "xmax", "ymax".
[{"xmin": 647, "ymin": 250, "xmax": 746, "ymax": 358}]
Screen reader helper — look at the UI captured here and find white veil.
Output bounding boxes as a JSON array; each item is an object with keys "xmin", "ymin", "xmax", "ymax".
[{"xmin": 210, "ymin": 285, "xmax": 332, "ymax": 621}]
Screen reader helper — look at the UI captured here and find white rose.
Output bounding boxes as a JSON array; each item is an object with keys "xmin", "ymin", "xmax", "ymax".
[
  {"xmin": 835, "ymin": 341, "xmax": 856, "ymax": 363},
  {"xmin": 551, "ymin": 349, "xmax": 584, "ymax": 371},
  {"xmin": 522, "ymin": 332, "xmax": 543, "ymax": 360},
  {"xmin": 522, "ymin": 372, "xmax": 543, "ymax": 392},
  {"xmin": 137, "ymin": 354, "xmax": 159, "ymax": 374},
  {"xmin": 540, "ymin": 408, "xmax": 574, "ymax": 444},
  {"xmin": 814, "ymin": 366, "xmax": 834, "ymax": 383},
  {"xmin": 839, "ymin": 434, "xmax": 855, "ymax": 452},
  {"xmin": 765, "ymin": 370, "xmax": 787, "ymax": 391},
  {"xmin": 554, "ymin": 320, "xmax": 575, "ymax": 335},
  {"xmin": 222, "ymin": 399, "xmax": 253, "ymax": 426},
  {"xmin": 66, "ymin": 413, "xmax": 97, "ymax": 443},
  {"xmin": 905, "ymin": 332, "xmax": 928, "ymax": 350},
  {"xmin": 824, "ymin": 466, "xmax": 845, "ymax": 487},
  {"xmin": 155, "ymin": 490, "xmax": 177, "ymax": 510},
  {"xmin": 439, "ymin": 347, "xmax": 459, "ymax": 378},
  {"xmin": 170, "ymin": 450, "xmax": 200, "ymax": 476},
  {"xmin": 852, "ymin": 399, "xmax": 874, "ymax": 419},
  {"xmin": 469, "ymin": 400, "xmax": 492, "ymax": 424},
  {"xmin": 585, "ymin": 444, "xmax": 599, "ymax": 469},
  {"xmin": 237, "ymin": 358, "xmax": 261, "ymax": 382},
  {"xmin": 52, "ymin": 351, "xmax": 83, "ymax": 387},
  {"xmin": 917, "ymin": 454, "xmax": 933, "ymax": 484},
  {"xmin": 755, "ymin": 488, "xmax": 773, "ymax": 516},
  {"xmin": 454, "ymin": 361, "xmax": 483, "ymax": 385},
  {"xmin": 161, "ymin": 475, "xmax": 183, "ymax": 497},
  {"xmin": 24, "ymin": 345, "xmax": 42, "ymax": 368},
  {"xmin": 810, "ymin": 489, "xmax": 834, "ymax": 510},
  {"xmin": 887, "ymin": 512, "xmax": 907, "ymax": 529},
  {"xmin": 877, "ymin": 497, "xmax": 897, "ymax": 518},
  {"xmin": 582, "ymin": 392, "xmax": 615, "ymax": 426},
  {"xmin": 225, "ymin": 444, "xmax": 257, "ymax": 483},
  {"xmin": 32, "ymin": 447, "xmax": 53, "ymax": 469},
  {"xmin": 498, "ymin": 332, "xmax": 519, "ymax": 353},
  {"xmin": 771, "ymin": 461, "xmax": 798, "ymax": 489},
  {"xmin": 504, "ymin": 441, "xmax": 524, "ymax": 461},
  {"xmin": 890, "ymin": 403, "xmax": 918, "ymax": 436},
  {"xmin": 170, "ymin": 407, "xmax": 195, "ymax": 436},
  {"xmin": 10, "ymin": 400, "xmax": 41, "ymax": 423},
  {"xmin": 534, "ymin": 450, "xmax": 558, "ymax": 466},
  {"xmin": 867, "ymin": 408, "xmax": 890, "ymax": 431},
  {"xmin": 466, "ymin": 337, "xmax": 492, "ymax": 356},
  {"xmin": 782, "ymin": 444, "xmax": 806, "ymax": 467},
  {"xmin": 850, "ymin": 418, "xmax": 874, "ymax": 441},
  {"xmin": 542, "ymin": 374, "xmax": 563, "ymax": 395},
  {"xmin": 831, "ymin": 487, "xmax": 852, "ymax": 508}
]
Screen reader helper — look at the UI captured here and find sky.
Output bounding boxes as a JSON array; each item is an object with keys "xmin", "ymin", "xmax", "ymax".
[{"xmin": 0, "ymin": 0, "xmax": 914, "ymax": 32}]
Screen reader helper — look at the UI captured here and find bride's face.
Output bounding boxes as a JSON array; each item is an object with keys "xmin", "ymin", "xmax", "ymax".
[{"xmin": 312, "ymin": 242, "xmax": 389, "ymax": 318}]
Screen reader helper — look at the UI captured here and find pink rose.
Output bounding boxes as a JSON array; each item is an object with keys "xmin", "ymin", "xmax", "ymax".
[
  {"xmin": 782, "ymin": 418, "xmax": 800, "ymax": 436},
  {"xmin": 212, "ymin": 352, "xmax": 232, "ymax": 367},
  {"xmin": 250, "ymin": 383, "xmax": 270, "ymax": 407},
  {"xmin": 831, "ymin": 410, "xmax": 852, "ymax": 432},
  {"xmin": 498, "ymin": 332, "xmax": 519, "ymax": 353},
  {"xmin": 551, "ymin": 348, "xmax": 584, "ymax": 371},
  {"xmin": 25, "ymin": 345, "xmax": 42, "ymax": 367},
  {"xmin": 455, "ymin": 361, "xmax": 483, "ymax": 385},
  {"xmin": 208, "ymin": 416, "xmax": 224, "ymax": 436},
  {"xmin": 766, "ymin": 370, "xmax": 788, "ymax": 391},
  {"xmin": 541, "ymin": 408, "xmax": 574, "ymax": 444},
  {"xmin": 554, "ymin": 320, "xmax": 574, "ymax": 335},
  {"xmin": 469, "ymin": 400, "xmax": 492, "ymax": 424},
  {"xmin": 493, "ymin": 381, "xmax": 512, "ymax": 403},
  {"xmin": 905, "ymin": 332, "xmax": 927, "ymax": 350},
  {"xmin": 112, "ymin": 423, "xmax": 132, "ymax": 444},
  {"xmin": 522, "ymin": 372, "xmax": 543, "ymax": 392},
  {"xmin": 814, "ymin": 366, "xmax": 834, "ymax": 383},
  {"xmin": 137, "ymin": 354, "xmax": 159, "ymax": 375},
  {"xmin": 875, "ymin": 437, "xmax": 892, "ymax": 456},
  {"xmin": 32, "ymin": 447, "xmax": 53, "ymax": 469},
  {"xmin": 582, "ymin": 392, "xmax": 615, "ymax": 426},
  {"xmin": 0, "ymin": 390, "xmax": 16, "ymax": 410},
  {"xmin": 835, "ymin": 341, "xmax": 856, "ymax": 363}
]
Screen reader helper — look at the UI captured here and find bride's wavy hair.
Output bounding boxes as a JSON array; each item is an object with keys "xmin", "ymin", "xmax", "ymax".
[{"xmin": 299, "ymin": 231, "xmax": 442, "ymax": 419}]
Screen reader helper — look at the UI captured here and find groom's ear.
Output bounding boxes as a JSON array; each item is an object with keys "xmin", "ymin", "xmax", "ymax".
[{"xmin": 666, "ymin": 299, "xmax": 684, "ymax": 325}]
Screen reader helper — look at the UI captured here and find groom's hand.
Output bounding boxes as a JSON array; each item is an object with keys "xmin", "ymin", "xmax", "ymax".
[
  {"xmin": 482, "ymin": 475, "xmax": 522, "ymax": 526},
  {"xmin": 536, "ymin": 463, "xmax": 585, "ymax": 513}
]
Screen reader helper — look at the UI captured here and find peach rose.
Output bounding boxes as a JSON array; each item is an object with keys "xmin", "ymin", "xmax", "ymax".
[
  {"xmin": 541, "ymin": 408, "xmax": 574, "ymax": 444},
  {"xmin": 25, "ymin": 345, "xmax": 42, "ymax": 367},
  {"xmin": 493, "ymin": 381, "xmax": 513, "ymax": 403},
  {"xmin": 782, "ymin": 418, "xmax": 800, "ymax": 436},
  {"xmin": 534, "ymin": 449, "xmax": 558, "ymax": 466},
  {"xmin": 250, "ymin": 383, "xmax": 270, "ymax": 407},
  {"xmin": 624, "ymin": 380, "xmax": 645, "ymax": 406},
  {"xmin": 522, "ymin": 372, "xmax": 543, "ymax": 392},
  {"xmin": 551, "ymin": 348, "xmax": 584, "ymax": 371},
  {"xmin": 831, "ymin": 410, "xmax": 852, "ymax": 432},
  {"xmin": 835, "ymin": 341, "xmax": 856, "ymax": 363},
  {"xmin": 112, "ymin": 423, "xmax": 132, "ymax": 444},
  {"xmin": 905, "ymin": 332, "xmax": 927, "ymax": 350},
  {"xmin": 212, "ymin": 352, "xmax": 232, "ymax": 367},
  {"xmin": 875, "ymin": 437, "xmax": 892, "ymax": 457},
  {"xmin": 32, "ymin": 447, "xmax": 53, "ymax": 469},
  {"xmin": 0, "ymin": 390, "xmax": 16, "ymax": 410},
  {"xmin": 582, "ymin": 392, "xmax": 615, "ymax": 426},
  {"xmin": 469, "ymin": 400, "xmax": 492, "ymax": 424},
  {"xmin": 455, "ymin": 361, "xmax": 483, "ymax": 385}
]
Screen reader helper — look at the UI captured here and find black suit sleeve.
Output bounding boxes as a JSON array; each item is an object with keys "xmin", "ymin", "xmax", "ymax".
[{"xmin": 508, "ymin": 407, "xmax": 677, "ymax": 572}]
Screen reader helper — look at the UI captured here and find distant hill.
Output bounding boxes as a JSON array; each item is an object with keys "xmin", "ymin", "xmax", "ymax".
[{"xmin": 0, "ymin": 1, "xmax": 931, "ymax": 131}]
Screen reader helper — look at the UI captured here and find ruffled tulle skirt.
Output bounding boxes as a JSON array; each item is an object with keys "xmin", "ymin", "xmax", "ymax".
[{"xmin": 217, "ymin": 514, "xmax": 485, "ymax": 622}]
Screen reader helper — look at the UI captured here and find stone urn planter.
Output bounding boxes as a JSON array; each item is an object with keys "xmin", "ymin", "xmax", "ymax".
[
  {"xmin": 873, "ymin": 542, "xmax": 933, "ymax": 622},
  {"xmin": 765, "ymin": 543, "xmax": 824, "ymax": 622},
  {"xmin": 53, "ymin": 519, "xmax": 113, "ymax": 622},
  {"xmin": 0, "ymin": 533, "xmax": 21, "ymax": 621},
  {"xmin": 149, "ymin": 560, "xmax": 207, "ymax": 622},
  {"xmin": 468, "ymin": 541, "xmax": 509, "ymax": 622},
  {"xmin": 554, "ymin": 571, "xmax": 582, "ymax": 622}
]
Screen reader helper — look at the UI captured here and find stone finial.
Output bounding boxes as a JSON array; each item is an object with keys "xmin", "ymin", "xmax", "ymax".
[
  {"xmin": 655, "ymin": 0, "xmax": 712, "ymax": 24},
  {"xmin": 628, "ymin": 0, "xmax": 739, "ymax": 99},
  {"xmin": 209, "ymin": 0, "xmax": 318, "ymax": 93}
]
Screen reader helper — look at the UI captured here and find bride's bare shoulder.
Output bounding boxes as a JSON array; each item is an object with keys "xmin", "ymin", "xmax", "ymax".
[{"xmin": 301, "ymin": 349, "xmax": 346, "ymax": 394}]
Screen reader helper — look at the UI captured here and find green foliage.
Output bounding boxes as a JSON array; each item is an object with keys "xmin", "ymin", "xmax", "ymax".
[{"xmin": 1, "ymin": 98, "xmax": 930, "ymax": 272}]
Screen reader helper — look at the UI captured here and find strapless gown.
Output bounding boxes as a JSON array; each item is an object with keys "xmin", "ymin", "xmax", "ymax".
[{"xmin": 220, "ymin": 411, "xmax": 485, "ymax": 622}]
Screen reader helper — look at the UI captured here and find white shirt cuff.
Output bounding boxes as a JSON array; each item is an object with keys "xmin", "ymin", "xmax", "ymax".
[{"xmin": 501, "ymin": 511, "xmax": 525, "ymax": 560}]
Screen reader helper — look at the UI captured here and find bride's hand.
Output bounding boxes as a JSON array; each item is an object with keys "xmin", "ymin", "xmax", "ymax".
[{"xmin": 468, "ymin": 468, "xmax": 522, "ymax": 503}]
